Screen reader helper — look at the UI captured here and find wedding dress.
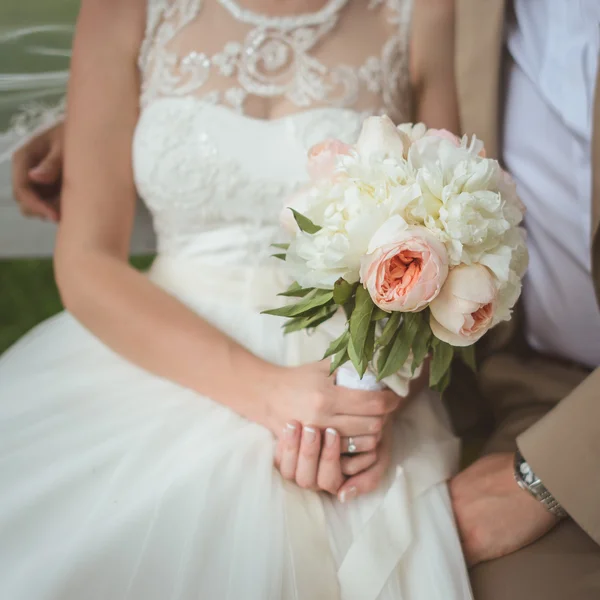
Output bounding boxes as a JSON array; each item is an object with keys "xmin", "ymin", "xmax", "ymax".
[{"xmin": 0, "ymin": 1, "xmax": 473, "ymax": 598}]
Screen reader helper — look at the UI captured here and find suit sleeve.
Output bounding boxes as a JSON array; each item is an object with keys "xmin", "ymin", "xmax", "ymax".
[{"xmin": 478, "ymin": 328, "xmax": 600, "ymax": 544}]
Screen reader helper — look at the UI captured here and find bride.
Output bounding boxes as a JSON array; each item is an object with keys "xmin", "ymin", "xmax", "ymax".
[{"xmin": 0, "ymin": 0, "xmax": 471, "ymax": 598}]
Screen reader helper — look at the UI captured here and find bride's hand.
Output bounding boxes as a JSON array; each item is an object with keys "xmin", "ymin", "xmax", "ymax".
[
  {"xmin": 274, "ymin": 421, "xmax": 345, "ymax": 495},
  {"xmin": 335, "ymin": 423, "xmax": 394, "ymax": 503},
  {"xmin": 273, "ymin": 420, "xmax": 392, "ymax": 500},
  {"xmin": 266, "ymin": 361, "xmax": 404, "ymax": 438}
]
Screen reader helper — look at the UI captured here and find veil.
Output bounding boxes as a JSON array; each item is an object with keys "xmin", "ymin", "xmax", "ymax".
[
  {"xmin": 0, "ymin": 20, "xmax": 155, "ymax": 257},
  {"xmin": 0, "ymin": 23, "xmax": 72, "ymax": 256},
  {"xmin": 0, "ymin": 24, "xmax": 72, "ymax": 164}
]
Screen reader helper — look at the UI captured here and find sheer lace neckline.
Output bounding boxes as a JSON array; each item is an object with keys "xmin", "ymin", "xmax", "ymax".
[
  {"xmin": 139, "ymin": 0, "xmax": 413, "ymax": 123},
  {"xmin": 217, "ymin": 0, "xmax": 349, "ymax": 28}
]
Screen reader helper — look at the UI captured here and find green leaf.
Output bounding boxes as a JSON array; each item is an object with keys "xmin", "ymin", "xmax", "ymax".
[
  {"xmin": 323, "ymin": 329, "xmax": 350, "ymax": 360},
  {"xmin": 431, "ymin": 366, "xmax": 452, "ymax": 394},
  {"xmin": 330, "ymin": 348, "xmax": 350, "ymax": 375},
  {"xmin": 348, "ymin": 337, "xmax": 367, "ymax": 377},
  {"xmin": 333, "ymin": 279, "xmax": 356, "ymax": 306},
  {"xmin": 410, "ymin": 313, "xmax": 432, "ymax": 374},
  {"xmin": 376, "ymin": 314, "xmax": 421, "ymax": 381},
  {"xmin": 271, "ymin": 243, "xmax": 290, "ymax": 250},
  {"xmin": 372, "ymin": 308, "xmax": 389, "ymax": 321},
  {"xmin": 262, "ymin": 289, "xmax": 333, "ymax": 318},
  {"xmin": 363, "ymin": 321, "xmax": 377, "ymax": 366},
  {"xmin": 376, "ymin": 311, "xmax": 401, "ymax": 348},
  {"xmin": 282, "ymin": 305, "xmax": 336, "ymax": 334},
  {"xmin": 290, "ymin": 209, "xmax": 322, "ymax": 234},
  {"xmin": 306, "ymin": 309, "xmax": 338, "ymax": 330},
  {"xmin": 282, "ymin": 316, "xmax": 310, "ymax": 334},
  {"xmin": 278, "ymin": 283, "xmax": 314, "ymax": 298},
  {"xmin": 349, "ymin": 285, "xmax": 375, "ymax": 361},
  {"xmin": 272, "ymin": 253, "xmax": 287, "ymax": 261},
  {"xmin": 429, "ymin": 340, "xmax": 454, "ymax": 387},
  {"xmin": 459, "ymin": 344, "xmax": 477, "ymax": 372}
]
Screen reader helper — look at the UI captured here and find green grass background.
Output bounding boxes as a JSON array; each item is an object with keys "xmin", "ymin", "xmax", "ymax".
[{"xmin": 0, "ymin": 1, "xmax": 154, "ymax": 355}]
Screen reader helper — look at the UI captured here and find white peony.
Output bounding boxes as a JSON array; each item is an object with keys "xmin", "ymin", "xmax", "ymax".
[{"xmin": 285, "ymin": 174, "xmax": 392, "ymax": 289}]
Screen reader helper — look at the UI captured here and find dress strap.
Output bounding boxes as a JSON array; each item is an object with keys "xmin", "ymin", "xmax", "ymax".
[{"xmin": 138, "ymin": 0, "xmax": 204, "ymax": 74}]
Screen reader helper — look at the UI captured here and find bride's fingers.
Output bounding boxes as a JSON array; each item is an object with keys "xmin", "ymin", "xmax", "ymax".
[
  {"xmin": 331, "ymin": 414, "xmax": 385, "ymax": 438},
  {"xmin": 278, "ymin": 421, "xmax": 301, "ymax": 481},
  {"xmin": 337, "ymin": 435, "xmax": 392, "ymax": 503},
  {"xmin": 294, "ymin": 425, "xmax": 321, "ymax": 490},
  {"xmin": 317, "ymin": 428, "xmax": 345, "ymax": 495},
  {"xmin": 340, "ymin": 434, "xmax": 380, "ymax": 454},
  {"xmin": 331, "ymin": 389, "xmax": 403, "ymax": 416},
  {"xmin": 274, "ymin": 439, "xmax": 283, "ymax": 469},
  {"xmin": 341, "ymin": 451, "xmax": 378, "ymax": 476}
]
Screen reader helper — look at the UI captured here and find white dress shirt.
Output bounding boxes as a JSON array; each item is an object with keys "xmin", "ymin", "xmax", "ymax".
[{"xmin": 503, "ymin": 0, "xmax": 600, "ymax": 368}]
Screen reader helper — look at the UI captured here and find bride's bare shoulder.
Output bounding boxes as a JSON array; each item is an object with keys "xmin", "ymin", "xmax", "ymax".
[{"xmin": 75, "ymin": 0, "xmax": 147, "ymax": 54}]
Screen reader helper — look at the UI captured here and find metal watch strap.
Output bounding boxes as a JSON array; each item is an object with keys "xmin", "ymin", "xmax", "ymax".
[{"xmin": 514, "ymin": 451, "xmax": 568, "ymax": 520}]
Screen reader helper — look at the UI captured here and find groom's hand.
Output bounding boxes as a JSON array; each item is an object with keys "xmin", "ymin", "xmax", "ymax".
[{"xmin": 450, "ymin": 453, "xmax": 559, "ymax": 567}]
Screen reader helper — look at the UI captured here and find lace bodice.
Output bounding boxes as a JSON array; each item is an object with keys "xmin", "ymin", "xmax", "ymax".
[{"xmin": 133, "ymin": 0, "xmax": 414, "ymax": 263}]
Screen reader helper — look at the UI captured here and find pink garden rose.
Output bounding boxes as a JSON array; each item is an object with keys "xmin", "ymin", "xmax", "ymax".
[
  {"xmin": 360, "ymin": 217, "xmax": 449, "ymax": 312},
  {"xmin": 356, "ymin": 115, "xmax": 410, "ymax": 162},
  {"xmin": 426, "ymin": 128, "xmax": 462, "ymax": 147},
  {"xmin": 307, "ymin": 139, "xmax": 352, "ymax": 181},
  {"xmin": 429, "ymin": 264, "xmax": 497, "ymax": 346},
  {"xmin": 427, "ymin": 128, "xmax": 487, "ymax": 157}
]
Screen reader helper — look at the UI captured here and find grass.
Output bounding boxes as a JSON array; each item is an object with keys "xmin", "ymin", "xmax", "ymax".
[{"xmin": 0, "ymin": 256, "xmax": 154, "ymax": 355}]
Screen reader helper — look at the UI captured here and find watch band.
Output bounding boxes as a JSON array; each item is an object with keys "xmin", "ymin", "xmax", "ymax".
[{"xmin": 514, "ymin": 451, "xmax": 568, "ymax": 520}]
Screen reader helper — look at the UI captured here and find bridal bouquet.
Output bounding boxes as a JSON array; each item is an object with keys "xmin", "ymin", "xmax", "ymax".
[{"xmin": 265, "ymin": 116, "xmax": 528, "ymax": 393}]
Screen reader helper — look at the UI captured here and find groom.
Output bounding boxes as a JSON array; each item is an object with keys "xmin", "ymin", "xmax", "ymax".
[
  {"xmin": 449, "ymin": 1, "xmax": 600, "ymax": 598},
  {"xmin": 10, "ymin": 1, "xmax": 600, "ymax": 597}
]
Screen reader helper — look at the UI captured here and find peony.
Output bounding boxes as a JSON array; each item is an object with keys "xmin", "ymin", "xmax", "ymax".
[
  {"xmin": 356, "ymin": 115, "xmax": 410, "ymax": 163},
  {"xmin": 397, "ymin": 122, "xmax": 427, "ymax": 143},
  {"xmin": 360, "ymin": 216, "xmax": 449, "ymax": 312},
  {"xmin": 307, "ymin": 139, "xmax": 352, "ymax": 181},
  {"xmin": 280, "ymin": 187, "xmax": 313, "ymax": 234},
  {"xmin": 429, "ymin": 264, "xmax": 497, "ymax": 346},
  {"xmin": 284, "ymin": 181, "xmax": 392, "ymax": 289}
]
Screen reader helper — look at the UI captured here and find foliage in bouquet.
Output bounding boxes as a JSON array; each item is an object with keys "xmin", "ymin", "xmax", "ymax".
[{"xmin": 265, "ymin": 117, "xmax": 528, "ymax": 392}]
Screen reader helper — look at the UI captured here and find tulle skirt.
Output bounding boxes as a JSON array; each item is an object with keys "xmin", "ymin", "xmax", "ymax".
[{"xmin": 0, "ymin": 257, "xmax": 473, "ymax": 600}]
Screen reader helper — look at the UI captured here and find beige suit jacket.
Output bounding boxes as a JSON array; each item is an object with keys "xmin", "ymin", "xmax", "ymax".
[{"xmin": 454, "ymin": 0, "xmax": 600, "ymax": 545}]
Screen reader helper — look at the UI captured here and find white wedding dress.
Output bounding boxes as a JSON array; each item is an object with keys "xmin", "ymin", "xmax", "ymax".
[{"xmin": 0, "ymin": 1, "xmax": 473, "ymax": 598}]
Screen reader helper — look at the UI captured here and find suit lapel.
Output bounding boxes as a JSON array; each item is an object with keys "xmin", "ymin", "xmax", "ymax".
[
  {"xmin": 591, "ymin": 60, "xmax": 600, "ymax": 305},
  {"xmin": 455, "ymin": 0, "xmax": 506, "ymax": 159}
]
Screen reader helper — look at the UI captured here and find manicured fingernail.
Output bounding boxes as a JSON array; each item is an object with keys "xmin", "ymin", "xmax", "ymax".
[
  {"xmin": 303, "ymin": 426, "xmax": 317, "ymax": 444},
  {"xmin": 283, "ymin": 423, "xmax": 296, "ymax": 439},
  {"xmin": 339, "ymin": 486, "xmax": 357, "ymax": 503},
  {"xmin": 325, "ymin": 428, "xmax": 337, "ymax": 447}
]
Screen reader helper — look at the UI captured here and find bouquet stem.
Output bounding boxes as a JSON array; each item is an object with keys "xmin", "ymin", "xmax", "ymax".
[{"xmin": 335, "ymin": 363, "xmax": 385, "ymax": 391}]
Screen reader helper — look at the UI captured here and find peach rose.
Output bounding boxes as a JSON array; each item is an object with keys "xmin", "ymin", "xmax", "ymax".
[
  {"xmin": 429, "ymin": 264, "xmax": 497, "ymax": 346},
  {"xmin": 306, "ymin": 139, "xmax": 352, "ymax": 181},
  {"xmin": 360, "ymin": 217, "xmax": 449, "ymax": 312}
]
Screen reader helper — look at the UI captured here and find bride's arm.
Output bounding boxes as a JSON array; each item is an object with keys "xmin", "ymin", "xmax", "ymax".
[
  {"xmin": 410, "ymin": 0, "xmax": 460, "ymax": 133},
  {"xmin": 55, "ymin": 0, "xmax": 399, "ymax": 438},
  {"xmin": 55, "ymin": 0, "xmax": 274, "ymax": 425}
]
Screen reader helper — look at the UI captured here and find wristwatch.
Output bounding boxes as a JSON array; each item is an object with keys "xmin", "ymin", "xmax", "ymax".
[{"xmin": 514, "ymin": 450, "xmax": 568, "ymax": 519}]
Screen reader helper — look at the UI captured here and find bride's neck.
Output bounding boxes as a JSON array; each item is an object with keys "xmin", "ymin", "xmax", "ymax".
[{"xmin": 228, "ymin": 0, "xmax": 330, "ymax": 17}]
